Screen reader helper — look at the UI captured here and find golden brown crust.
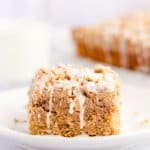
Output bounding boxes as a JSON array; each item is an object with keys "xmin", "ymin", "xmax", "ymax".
[{"xmin": 72, "ymin": 12, "xmax": 150, "ymax": 72}]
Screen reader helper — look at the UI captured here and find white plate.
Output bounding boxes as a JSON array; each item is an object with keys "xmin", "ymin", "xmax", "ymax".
[{"xmin": 0, "ymin": 85, "xmax": 150, "ymax": 150}]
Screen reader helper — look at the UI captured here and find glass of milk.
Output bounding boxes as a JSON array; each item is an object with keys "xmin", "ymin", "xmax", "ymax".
[{"xmin": 0, "ymin": 0, "xmax": 51, "ymax": 88}]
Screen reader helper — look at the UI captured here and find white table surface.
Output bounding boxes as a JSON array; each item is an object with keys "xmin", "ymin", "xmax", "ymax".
[
  {"xmin": 0, "ymin": 137, "xmax": 150, "ymax": 150},
  {"xmin": 0, "ymin": 140, "xmax": 148, "ymax": 150}
]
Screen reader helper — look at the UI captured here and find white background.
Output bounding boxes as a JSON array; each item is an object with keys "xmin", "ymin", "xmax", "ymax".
[
  {"xmin": 51, "ymin": 0, "xmax": 150, "ymax": 27},
  {"xmin": 0, "ymin": 0, "xmax": 150, "ymax": 27}
]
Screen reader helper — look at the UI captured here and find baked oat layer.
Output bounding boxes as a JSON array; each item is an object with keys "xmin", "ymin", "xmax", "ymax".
[
  {"xmin": 72, "ymin": 12, "xmax": 150, "ymax": 72},
  {"xmin": 28, "ymin": 64, "xmax": 120, "ymax": 137}
]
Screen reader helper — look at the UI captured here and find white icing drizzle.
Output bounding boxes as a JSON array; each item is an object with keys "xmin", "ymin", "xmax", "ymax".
[
  {"xmin": 78, "ymin": 90, "xmax": 86, "ymax": 129},
  {"xmin": 35, "ymin": 74, "xmax": 49, "ymax": 93},
  {"xmin": 85, "ymin": 72, "xmax": 115, "ymax": 92},
  {"xmin": 54, "ymin": 80, "xmax": 78, "ymax": 90},
  {"xmin": 86, "ymin": 80, "xmax": 114, "ymax": 92},
  {"xmin": 137, "ymin": 30, "xmax": 150, "ymax": 72},
  {"xmin": 47, "ymin": 87, "xmax": 53, "ymax": 129},
  {"xmin": 46, "ymin": 112, "xmax": 51, "ymax": 129},
  {"xmin": 104, "ymin": 72, "xmax": 114, "ymax": 81},
  {"xmin": 69, "ymin": 99, "xmax": 75, "ymax": 114},
  {"xmin": 119, "ymin": 32, "xmax": 128, "ymax": 67},
  {"xmin": 85, "ymin": 82, "xmax": 99, "ymax": 92},
  {"xmin": 37, "ymin": 113, "xmax": 41, "ymax": 123},
  {"xmin": 102, "ymin": 32, "xmax": 112, "ymax": 64}
]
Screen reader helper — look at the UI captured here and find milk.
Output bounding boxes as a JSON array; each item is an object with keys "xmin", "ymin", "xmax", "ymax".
[{"xmin": 0, "ymin": 19, "xmax": 51, "ymax": 81}]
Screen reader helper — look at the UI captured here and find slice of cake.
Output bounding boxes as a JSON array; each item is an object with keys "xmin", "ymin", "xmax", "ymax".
[
  {"xmin": 28, "ymin": 64, "xmax": 120, "ymax": 137},
  {"xmin": 72, "ymin": 12, "xmax": 150, "ymax": 73}
]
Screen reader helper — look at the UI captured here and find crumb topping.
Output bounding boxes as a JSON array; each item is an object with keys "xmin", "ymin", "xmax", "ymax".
[
  {"xmin": 28, "ymin": 64, "xmax": 119, "ymax": 131},
  {"xmin": 29, "ymin": 64, "xmax": 118, "ymax": 95}
]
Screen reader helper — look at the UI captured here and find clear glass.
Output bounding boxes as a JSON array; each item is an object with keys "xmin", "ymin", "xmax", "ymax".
[{"xmin": 0, "ymin": 0, "xmax": 51, "ymax": 89}]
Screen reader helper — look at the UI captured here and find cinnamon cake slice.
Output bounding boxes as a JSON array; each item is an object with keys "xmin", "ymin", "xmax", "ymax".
[
  {"xmin": 72, "ymin": 12, "xmax": 150, "ymax": 72},
  {"xmin": 28, "ymin": 64, "xmax": 120, "ymax": 137}
]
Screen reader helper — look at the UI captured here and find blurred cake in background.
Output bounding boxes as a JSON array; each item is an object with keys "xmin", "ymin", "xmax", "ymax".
[
  {"xmin": 72, "ymin": 12, "xmax": 150, "ymax": 73},
  {"xmin": 28, "ymin": 64, "xmax": 120, "ymax": 137}
]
